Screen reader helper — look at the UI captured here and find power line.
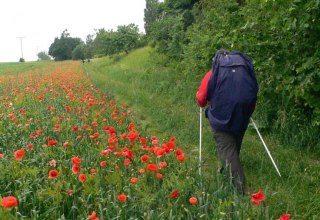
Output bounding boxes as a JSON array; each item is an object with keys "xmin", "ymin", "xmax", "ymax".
[{"xmin": 16, "ymin": 37, "xmax": 25, "ymax": 59}]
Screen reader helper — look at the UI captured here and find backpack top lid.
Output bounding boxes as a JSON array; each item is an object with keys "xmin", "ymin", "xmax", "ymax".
[{"xmin": 206, "ymin": 50, "xmax": 259, "ymax": 134}]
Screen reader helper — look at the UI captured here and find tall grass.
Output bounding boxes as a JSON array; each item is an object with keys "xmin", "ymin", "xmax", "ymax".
[{"xmin": 84, "ymin": 47, "xmax": 320, "ymax": 219}]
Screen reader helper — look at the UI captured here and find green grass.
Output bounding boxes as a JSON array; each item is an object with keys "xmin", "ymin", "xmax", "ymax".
[
  {"xmin": 84, "ymin": 47, "xmax": 320, "ymax": 219},
  {"xmin": 0, "ymin": 61, "xmax": 53, "ymax": 75}
]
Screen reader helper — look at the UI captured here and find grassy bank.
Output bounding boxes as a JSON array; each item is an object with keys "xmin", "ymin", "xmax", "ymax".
[{"xmin": 83, "ymin": 47, "xmax": 320, "ymax": 219}]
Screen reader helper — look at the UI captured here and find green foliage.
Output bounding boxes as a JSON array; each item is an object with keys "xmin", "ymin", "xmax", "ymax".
[
  {"xmin": 71, "ymin": 44, "xmax": 85, "ymax": 60},
  {"xmin": 48, "ymin": 29, "xmax": 83, "ymax": 61},
  {"xmin": 148, "ymin": 0, "xmax": 320, "ymax": 149},
  {"xmin": 92, "ymin": 24, "xmax": 143, "ymax": 57},
  {"xmin": 37, "ymin": 51, "xmax": 51, "ymax": 61}
]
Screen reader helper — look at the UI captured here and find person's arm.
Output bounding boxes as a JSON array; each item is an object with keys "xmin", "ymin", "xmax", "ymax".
[{"xmin": 196, "ymin": 70, "xmax": 212, "ymax": 107}]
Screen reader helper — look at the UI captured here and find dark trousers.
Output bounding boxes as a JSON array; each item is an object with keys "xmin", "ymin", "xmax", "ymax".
[{"xmin": 212, "ymin": 128, "xmax": 246, "ymax": 194}]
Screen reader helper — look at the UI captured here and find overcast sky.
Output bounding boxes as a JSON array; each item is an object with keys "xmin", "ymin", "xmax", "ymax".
[{"xmin": 0, "ymin": 0, "xmax": 146, "ymax": 62}]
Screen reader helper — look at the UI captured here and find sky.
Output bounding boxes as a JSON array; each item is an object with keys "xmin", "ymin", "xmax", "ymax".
[{"xmin": 0, "ymin": 0, "xmax": 146, "ymax": 62}]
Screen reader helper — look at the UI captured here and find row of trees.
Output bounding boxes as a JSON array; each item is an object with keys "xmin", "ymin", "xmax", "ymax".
[
  {"xmin": 144, "ymin": 0, "xmax": 320, "ymax": 149},
  {"xmin": 46, "ymin": 25, "xmax": 145, "ymax": 61}
]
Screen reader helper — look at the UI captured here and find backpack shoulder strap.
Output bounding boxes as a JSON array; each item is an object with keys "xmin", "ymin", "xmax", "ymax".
[{"xmin": 206, "ymin": 50, "xmax": 225, "ymax": 101}]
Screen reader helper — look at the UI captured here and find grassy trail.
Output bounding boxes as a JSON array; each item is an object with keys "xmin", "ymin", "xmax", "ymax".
[{"xmin": 83, "ymin": 47, "xmax": 319, "ymax": 219}]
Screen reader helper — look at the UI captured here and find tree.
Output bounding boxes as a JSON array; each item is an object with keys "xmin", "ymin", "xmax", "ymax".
[
  {"xmin": 116, "ymin": 24, "xmax": 141, "ymax": 54},
  {"xmin": 48, "ymin": 29, "xmax": 83, "ymax": 61},
  {"xmin": 37, "ymin": 51, "xmax": 51, "ymax": 61},
  {"xmin": 72, "ymin": 44, "xmax": 85, "ymax": 60},
  {"xmin": 144, "ymin": 0, "xmax": 163, "ymax": 36}
]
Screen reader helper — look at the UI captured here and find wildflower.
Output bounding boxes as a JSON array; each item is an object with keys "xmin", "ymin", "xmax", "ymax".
[
  {"xmin": 79, "ymin": 174, "xmax": 87, "ymax": 182},
  {"xmin": 90, "ymin": 168, "xmax": 96, "ymax": 176},
  {"xmin": 71, "ymin": 156, "xmax": 81, "ymax": 165},
  {"xmin": 139, "ymin": 168, "xmax": 145, "ymax": 174},
  {"xmin": 177, "ymin": 154, "xmax": 186, "ymax": 161},
  {"xmin": 88, "ymin": 211, "xmax": 99, "ymax": 220},
  {"xmin": 66, "ymin": 189, "xmax": 74, "ymax": 196},
  {"xmin": 140, "ymin": 137, "xmax": 147, "ymax": 144},
  {"xmin": 189, "ymin": 197, "xmax": 198, "ymax": 205},
  {"xmin": 159, "ymin": 161, "xmax": 167, "ymax": 168},
  {"xmin": 48, "ymin": 170, "xmax": 59, "ymax": 179},
  {"xmin": 100, "ymin": 161, "xmax": 107, "ymax": 167},
  {"xmin": 14, "ymin": 149, "xmax": 26, "ymax": 161},
  {"xmin": 156, "ymin": 173, "xmax": 163, "ymax": 179},
  {"xmin": 140, "ymin": 155, "xmax": 150, "ymax": 163},
  {"xmin": 48, "ymin": 139, "xmax": 58, "ymax": 146},
  {"xmin": 170, "ymin": 190, "xmax": 179, "ymax": 199},
  {"xmin": 175, "ymin": 148, "xmax": 184, "ymax": 156},
  {"xmin": 130, "ymin": 177, "xmax": 138, "ymax": 184},
  {"xmin": 117, "ymin": 193, "xmax": 127, "ymax": 202},
  {"xmin": 49, "ymin": 159, "xmax": 57, "ymax": 167},
  {"xmin": 251, "ymin": 191, "xmax": 265, "ymax": 205},
  {"xmin": 0, "ymin": 153, "xmax": 3, "ymax": 159},
  {"xmin": 155, "ymin": 148, "xmax": 165, "ymax": 158},
  {"xmin": 147, "ymin": 164, "xmax": 158, "ymax": 172},
  {"xmin": 63, "ymin": 141, "xmax": 70, "ymax": 147},
  {"xmin": 0, "ymin": 196, "xmax": 18, "ymax": 208},
  {"xmin": 27, "ymin": 144, "xmax": 33, "ymax": 150},
  {"xmin": 277, "ymin": 214, "xmax": 291, "ymax": 220},
  {"xmin": 72, "ymin": 165, "xmax": 81, "ymax": 174},
  {"xmin": 124, "ymin": 158, "xmax": 131, "ymax": 167}
]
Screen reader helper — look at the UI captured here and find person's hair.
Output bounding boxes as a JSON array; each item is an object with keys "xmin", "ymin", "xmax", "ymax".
[{"xmin": 219, "ymin": 48, "xmax": 229, "ymax": 55}]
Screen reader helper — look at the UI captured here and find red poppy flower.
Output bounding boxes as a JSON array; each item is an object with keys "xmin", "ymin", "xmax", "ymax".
[
  {"xmin": 14, "ymin": 149, "xmax": 26, "ymax": 161},
  {"xmin": 48, "ymin": 140, "xmax": 58, "ymax": 146},
  {"xmin": 159, "ymin": 161, "xmax": 167, "ymax": 168},
  {"xmin": 72, "ymin": 165, "xmax": 80, "ymax": 174},
  {"xmin": 100, "ymin": 161, "xmax": 107, "ymax": 167},
  {"xmin": 177, "ymin": 154, "xmax": 186, "ymax": 161},
  {"xmin": 175, "ymin": 148, "xmax": 184, "ymax": 156},
  {"xmin": 88, "ymin": 211, "xmax": 99, "ymax": 220},
  {"xmin": 141, "ymin": 155, "xmax": 150, "ymax": 163},
  {"xmin": 26, "ymin": 144, "xmax": 33, "ymax": 150},
  {"xmin": 277, "ymin": 214, "xmax": 291, "ymax": 220},
  {"xmin": 139, "ymin": 168, "xmax": 145, "ymax": 174},
  {"xmin": 0, "ymin": 196, "xmax": 18, "ymax": 208},
  {"xmin": 147, "ymin": 164, "xmax": 158, "ymax": 172},
  {"xmin": 71, "ymin": 156, "xmax": 82, "ymax": 165},
  {"xmin": 79, "ymin": 173, "xmax": 87, "ymax": 182},
  {"xmin": 117, "ymin": 193, "xmax": 127, "ymax": 202},
  {"xmin": 156, "ymin": 173, "xmax": 163, "ymax": 179},
  {"xmin": 124, "ymin": 158, "xmax": 131, "ymax": 167},
  {"xmin": 48, "ymin": 170, "xmax": 59, "ymax": 179},
  {"xmin": 0, "ymin": 153, "xmax": 3, "ymax": 159},
  {"xmin": 170, "ymin": 190, "xmax": 179, "ymax": 199},
  {"xmin": 130, "ymin": 177, "xmax": 138, "ymax": 184},
  {"xmin": 155, "ymin": 148, "xmax": 165, "ymax": 158},
  {"xmin": 63, "ymin": 141, "xmax": 70, "ymax": 147},
  {"xmin": 140, "ymin": 137, "xmax": 147, "ymax": 144},
  {"xmin": 189, "ymin": 197, "xmax": 198, "ymax": 205},
  {"xmin": 251, "ymin": 191, "xmax": 265, "ymax": 205}
]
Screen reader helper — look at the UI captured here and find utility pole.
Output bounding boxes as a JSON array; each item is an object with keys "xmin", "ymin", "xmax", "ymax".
[{"xmin": 16, "ymin": 37, "xmax": 25, "ymax": 59}]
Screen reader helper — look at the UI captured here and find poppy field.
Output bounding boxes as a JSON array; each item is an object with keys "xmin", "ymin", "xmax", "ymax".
[{"xmin": 0, "ymin": 61, "xmax": 292, "ymax": 219}]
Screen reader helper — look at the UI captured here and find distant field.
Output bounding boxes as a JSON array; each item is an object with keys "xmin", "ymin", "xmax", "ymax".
[{"xmin": 0, "ymin": 61, "xmax": 52, "ymax": 75}]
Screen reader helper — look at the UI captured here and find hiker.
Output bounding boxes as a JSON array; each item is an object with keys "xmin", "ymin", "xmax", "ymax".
[{"xmin": 196, "ymin": 49, "xmax": 258, "ymax": 194}]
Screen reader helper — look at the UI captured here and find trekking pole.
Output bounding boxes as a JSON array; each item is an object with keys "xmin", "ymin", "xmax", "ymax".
[
  {"xmin": 199, "ymin": 107, "xmax": 202, "ymax": 176},
  {"xmin": 250, "ymin": 118, "xmax": 281, "ymax": 177}
]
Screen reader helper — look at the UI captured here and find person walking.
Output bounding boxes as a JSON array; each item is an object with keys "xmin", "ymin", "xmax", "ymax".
[{"xmin": 196, "ymin": 49, "xmax": 258, "ymax": 194}]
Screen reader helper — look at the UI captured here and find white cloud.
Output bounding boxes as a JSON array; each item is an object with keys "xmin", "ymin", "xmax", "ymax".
[{"xmin": 0, "ymin": 0, "xmax": 146, "ymax": 62}]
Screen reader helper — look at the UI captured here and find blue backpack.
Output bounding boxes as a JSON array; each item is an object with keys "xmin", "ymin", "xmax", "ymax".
[{"xmin": 206, "ymin": 50, "xmax": 259, "ymax": 134}]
